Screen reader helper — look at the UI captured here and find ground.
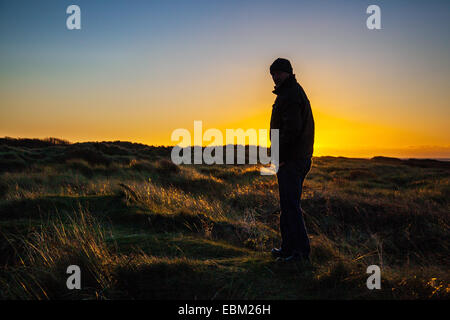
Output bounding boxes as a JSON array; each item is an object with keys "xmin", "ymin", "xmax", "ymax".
[{"xmin": 0, "ymin": 137, "xmax": 448, "ymax": 299}]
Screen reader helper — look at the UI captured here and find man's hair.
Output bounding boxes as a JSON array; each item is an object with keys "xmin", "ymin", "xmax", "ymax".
[{"xmin": 270, "ymin": 58, "xmax": 293, "ymax": 75}]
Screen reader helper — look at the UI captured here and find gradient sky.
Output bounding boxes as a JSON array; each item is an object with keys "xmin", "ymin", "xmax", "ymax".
[{"xmin": 1, "ymin": 0, "xmax": 449, "ymax": 158}]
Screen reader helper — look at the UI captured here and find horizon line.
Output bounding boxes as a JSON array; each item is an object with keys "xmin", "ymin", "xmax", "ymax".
[{"xmin": 1, "ymin": 136, "xmax": 450, "ymax": 161}]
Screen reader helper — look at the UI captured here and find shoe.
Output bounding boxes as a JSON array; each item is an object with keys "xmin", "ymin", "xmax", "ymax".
[{"xmin": 271, "ymin": 247, "xmax": 291, "ymax": 258}]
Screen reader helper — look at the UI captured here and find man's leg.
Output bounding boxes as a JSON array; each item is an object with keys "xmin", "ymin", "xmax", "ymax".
[
  {"xmin": 277, "ymin": 159, "xmax": 311, "ymax": 259},
  {"xmin": 277, "ymin": 166, "xmax": 291, "ymax": 255}
]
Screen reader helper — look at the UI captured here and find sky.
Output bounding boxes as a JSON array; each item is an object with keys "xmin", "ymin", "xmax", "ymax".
[{"xmin": 0, "ymin": 0, "xmax": 449, "ymax": 158}]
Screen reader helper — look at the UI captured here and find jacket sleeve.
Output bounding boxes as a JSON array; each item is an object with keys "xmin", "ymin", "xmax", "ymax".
[{"xmin": 279, "ymin": 98, "xmax": 303, "ymax": 162}]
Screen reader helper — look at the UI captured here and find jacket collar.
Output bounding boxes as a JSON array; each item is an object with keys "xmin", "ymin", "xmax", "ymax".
[{"xmin": 272, "ymin": 74, "xmax": 296, "ymax": 95}]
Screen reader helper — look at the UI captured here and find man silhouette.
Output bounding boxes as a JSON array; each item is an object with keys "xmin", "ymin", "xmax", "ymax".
[{"xmin": 269, "ymin": 58, "xmax": 315, "ymax": 262}]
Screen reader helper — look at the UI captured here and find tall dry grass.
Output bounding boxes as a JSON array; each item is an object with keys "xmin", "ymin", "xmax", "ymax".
[{"xmin": 1, "ymin": 208, "xmax": 116, "ymax": 299}]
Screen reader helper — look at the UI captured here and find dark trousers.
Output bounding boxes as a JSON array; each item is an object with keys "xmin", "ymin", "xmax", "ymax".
[{"xmin": 276, "ymin": 157, "xmax": 312, "ymax": 257}]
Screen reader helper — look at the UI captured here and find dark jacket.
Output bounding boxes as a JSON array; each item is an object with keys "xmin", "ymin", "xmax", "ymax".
[{"xmin": 270, "ymin": 74, "xmax": 315, "ymax": 162}]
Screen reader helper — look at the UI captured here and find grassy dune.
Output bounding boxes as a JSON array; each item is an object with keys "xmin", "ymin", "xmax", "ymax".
[{"xmin": 0, "ymin": 137, "xmax": 449, "ymax": 299}]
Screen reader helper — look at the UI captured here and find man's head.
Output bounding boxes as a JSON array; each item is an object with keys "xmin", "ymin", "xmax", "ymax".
[{"xmin": 270, "ymin": 58, "xmax": 293, "ymax": 86}]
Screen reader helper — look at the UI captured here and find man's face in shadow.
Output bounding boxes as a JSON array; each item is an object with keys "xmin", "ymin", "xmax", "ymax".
[{"xmin": 271, "ymin": 70, "xmax": 290, "ymax": 87}]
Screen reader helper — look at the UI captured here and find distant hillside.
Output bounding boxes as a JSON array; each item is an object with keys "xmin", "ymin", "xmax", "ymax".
[{"xmin": 1, "ymin": 137, "xmax": 449, "ymax": 172}]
